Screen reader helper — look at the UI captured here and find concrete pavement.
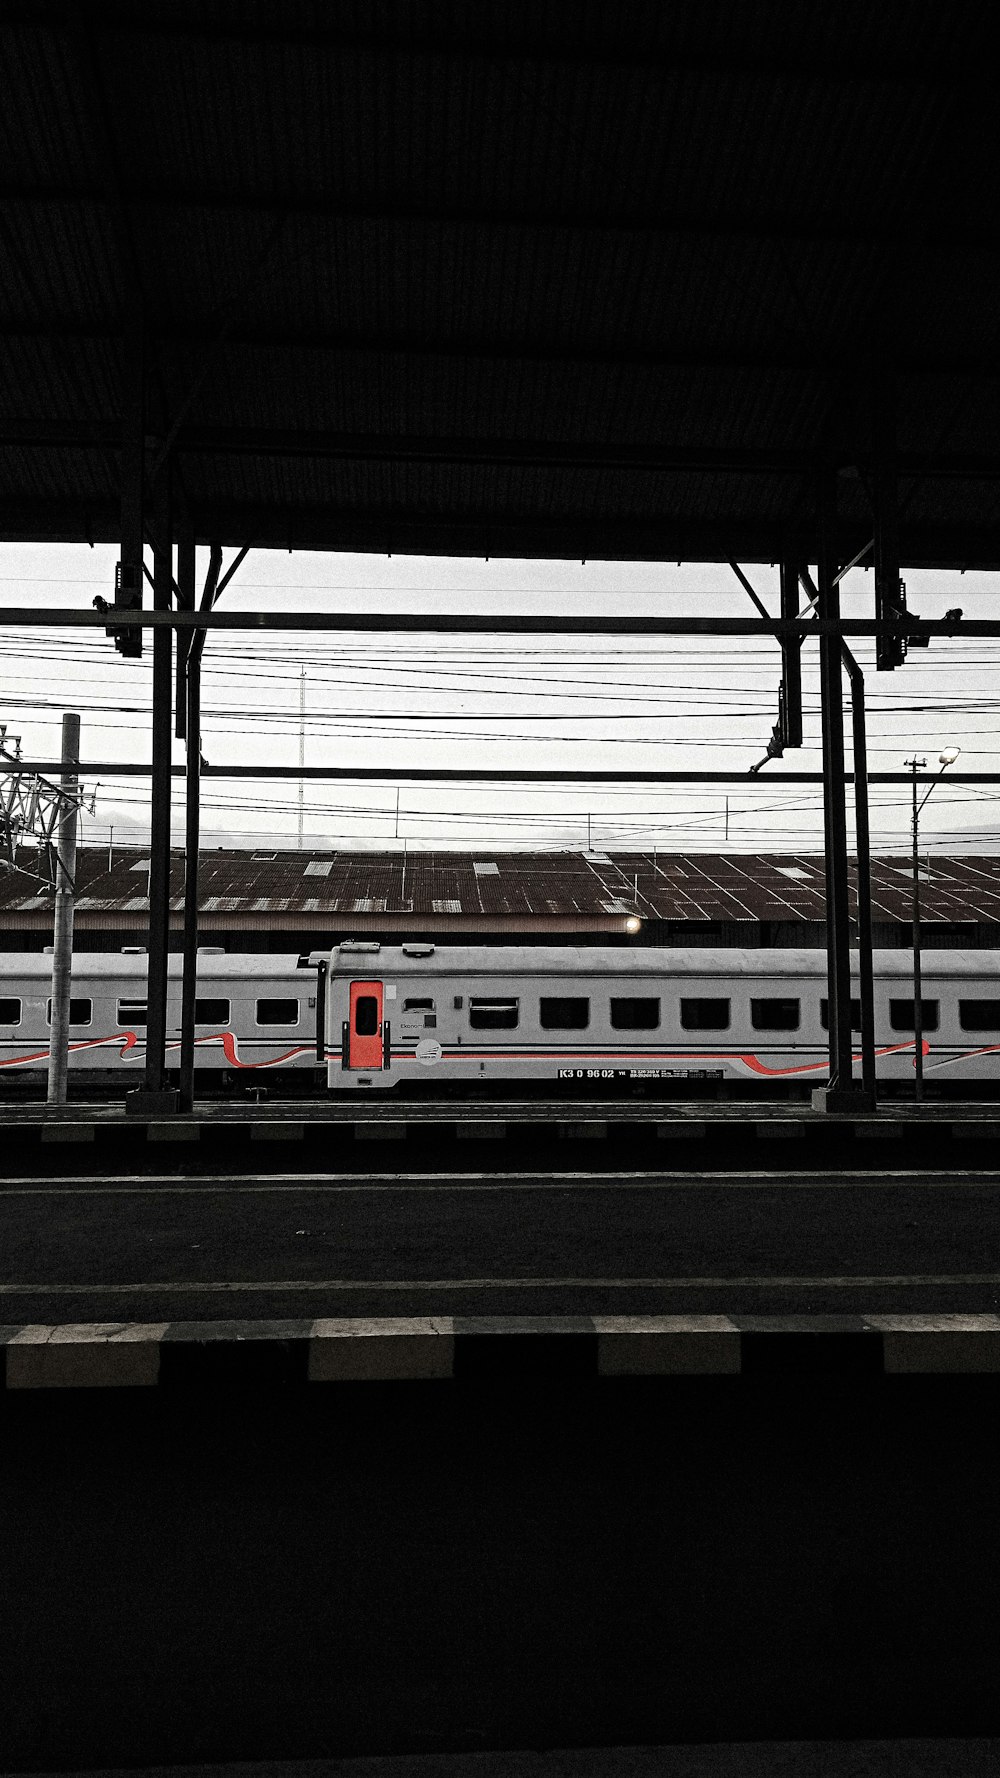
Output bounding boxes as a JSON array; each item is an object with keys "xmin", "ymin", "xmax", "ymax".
[{"xmin": 1, "ymin": 1166, "xmax": 999, "ymax": 1323}]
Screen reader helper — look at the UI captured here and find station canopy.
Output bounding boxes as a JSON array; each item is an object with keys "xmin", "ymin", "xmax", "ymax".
[{"xmin": 4, "ymin": 2, "xmax": 1000, "ymax": 567}]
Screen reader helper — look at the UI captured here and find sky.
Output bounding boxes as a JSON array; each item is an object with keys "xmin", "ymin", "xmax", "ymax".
[{"xmin": 2, "ymin": 541, "xmax": 999, "ymax": 856}]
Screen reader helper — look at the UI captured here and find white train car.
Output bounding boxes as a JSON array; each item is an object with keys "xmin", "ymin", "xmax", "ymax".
[
  {"xmin": 4, "ymin": 941, "xmax": 1000, "ymax": 1093},
  {"xmin": 325, "ymin": 941, "xmax": 1000, "ymax": 1090},
  {"xmin": 0, "ymin": 952, "xmax": 318, "ymax": 1079}
]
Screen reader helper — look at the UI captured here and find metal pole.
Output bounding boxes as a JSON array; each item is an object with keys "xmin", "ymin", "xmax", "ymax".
[
  {"xmin": 843, "ymin": 647, "xmax": 876, "ymax": 1104},
  {"xmin": 778, "ymin": 560, "xmax": 803, "ymax": 747},
  {"xmin": 175, "ymin": 510, "xmax": 195, "ymax": 739},
  {"xmin": 144, "ymin": 468, "xmax": 173, "ymax": 1096},
  {"xmin": 118, "ymin": 316, "xmax": 144, "ymax": 660},
  {"xmin": 178, "ymin": 638, "xmax": 202, "ymax": 1112},
  {"xmin": 46, "ymin": 712, "xmax": 80, "ymax": 1106},
  {"xmin": 909, "ymin": 757, "xmax": 926, "ymax": 1100},
  {"xmin": 817, "ymin": 478, "xmax": 854, "ymax": 1094},
  {"xmin": 298, "ymin": 667, "xmax": 306, "ymax": 848},
  {"xmin": 179, "ymin": 544, "xmax": 222, "ymax": 1113}
]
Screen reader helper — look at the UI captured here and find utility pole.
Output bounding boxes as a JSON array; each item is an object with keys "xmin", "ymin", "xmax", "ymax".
[
  {"xmin": 298, "ymin": 667, "xmax": 306, "ymax": 849},
  {"xmin": 906, "ymin": 746, "xmax": 959, "ymax": 1101},
  {"xmin": 908, "ymin": 756, "xmax": 927, "ymax": 1101},
  {"xmin": 46, "ymin": 713, "xmax": 81, "ymax": 1107}
]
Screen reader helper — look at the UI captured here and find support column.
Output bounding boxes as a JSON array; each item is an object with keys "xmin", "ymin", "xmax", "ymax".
[
  {"xmin": 117, "ymin": 317, "xmax": 144, "ymax": 658},
  {"xmin": 142, "ymin": 463, "xmax": 174, "ymax": 1102},
  {"xmin": 178, "ymin": 633, "xmax": 202, "ymax": 1113},
  {"xmin": 874, "ymin": 373, "xmax": 904, "ymax": 671},
  {"xmin": 46, "ymin": 712, "xmax": 80, "ymax": 1107},
  {"xmin": 842, "ymin": 647, "xmax": 876, "ymax": 1106},
  {"xmin": 179, "ymin": 543, "xmax": 221, "ymax": 1113},
  {"xmin": 778, "ymin": 561, "xmax": 803, "ymax": 748},
  {"xmin": 175, "ymin": 509, "xmax": 195, "ymax": 739},
  {"xmin": 815, "ymin": 473, "xmax": 855, "ymax": 1106},
  {"xmin": 910, "ymin": 761, "xmax": 926, "ymax": 1102}
]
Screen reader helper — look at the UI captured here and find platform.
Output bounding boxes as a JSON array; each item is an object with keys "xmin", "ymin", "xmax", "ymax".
[{"xmin": 2, "ymin": 1096, "xmax": 999, "ymax": 1163}]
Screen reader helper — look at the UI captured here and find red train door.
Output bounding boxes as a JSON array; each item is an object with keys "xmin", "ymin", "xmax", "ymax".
[{"xmin": 348, "ymin": 981, "xmax": 385, "ymax": 1069}]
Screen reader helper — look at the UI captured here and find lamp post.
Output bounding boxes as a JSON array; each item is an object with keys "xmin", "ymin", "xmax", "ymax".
[{"xmin": 906, "ymin": 746, "xmax": 960, "ymax": 1100}]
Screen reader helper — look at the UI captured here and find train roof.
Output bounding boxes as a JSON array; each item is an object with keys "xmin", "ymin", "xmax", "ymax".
[
  {"xmin": 328, "ymin": 944, "xmax": 1000, "ymax": 980},
  {"xmin": 0, "ymin": 953, "xmax": 300, "ymax": 981},
  {"xmin": 4, "ymin": 945, "xmax": 999, "ymax": 984}
]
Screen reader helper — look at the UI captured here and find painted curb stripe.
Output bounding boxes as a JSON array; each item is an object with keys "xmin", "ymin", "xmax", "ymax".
[{"xmin": 5, "ymin": 1315, "xmax": 1000, "ymax": 1387}]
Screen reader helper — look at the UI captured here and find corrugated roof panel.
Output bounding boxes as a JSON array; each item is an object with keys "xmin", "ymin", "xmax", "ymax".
[
  {"xmin": 8, "ymin": 845, "xmax": 1000, "ymax": 927},
  {"xmin": 4, "ymin": 5, "xmax": 1000, "ymax": 561}
]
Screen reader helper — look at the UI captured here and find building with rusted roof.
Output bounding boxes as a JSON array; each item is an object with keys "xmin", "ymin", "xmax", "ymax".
[{"xmin": 3, "ymin": 848, "xmax": 1000, "ymax": 952}]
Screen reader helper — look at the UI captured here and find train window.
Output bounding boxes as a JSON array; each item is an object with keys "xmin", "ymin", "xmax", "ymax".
[
  {"xmin": 354, "ymin": 996, "xmax": 380, "ymax": 1036},
  {"xmin": 959, "ymin": 1000, "xmax": 1000, "ymax": 1032},
  {"xmin": 889, "ymin": 998, "xmax": 940, "ymax": 1032},
  {"xmin": 117, "ymin": 999, "xmax": 148, "ymax": 1026},
  {"xmin": 751, "ymin": 997, "xmax": 800, "ymax": 1031},
  {"xmin": 256, "ymin": 998, "xmax": 299, "ymax": 1026},
  {"xmin": 0, "ymin": 997, "xmax": 21, "ymax": 1022},
  {"xmin": 195, "ymin": 997, "xmax": 230, "ymax": 1024},
  {"xmin": 469, "ymin": 998, "xmax": 519, "ymax": 1029},
  {"xmin": 680, "ymin": 998, "xmax": 730, "ymax": 1031},
  {"xmin": 540, "ymin": 996, "xmax": 590, "ymax": 1030},
  {"xmin": 403, "ymin": 997, "xmax": 436, "ymax": 1029},
  {"xmin": 46, "ymin": 997, "xmax": 92, "ymax": 1027},
  {"xmin": 610, "ymin": 997, "xmax": 660, "ymax": 1030},
  {"xmin": 820, "ymin": 999, "xmax": 862, "ymax": 1031}
]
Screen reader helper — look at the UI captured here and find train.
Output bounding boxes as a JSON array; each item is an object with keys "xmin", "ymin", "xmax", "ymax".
[
  {"xmin": 3, "ymin": 942, "xmax": 1000, "ymax": 1093},
  {"xmin": 0, "ymin": 951, "xmax": 320, "ymax": 1083}
]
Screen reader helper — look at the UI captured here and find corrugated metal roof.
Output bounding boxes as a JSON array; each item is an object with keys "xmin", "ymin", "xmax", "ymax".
[
  {"xmin": 3, "ymin": 4, "xmax": 1000, "ymax": 563},
  {"xmin": 4, "ymin": 847, "xmax": 1000, "ymax": 928}
]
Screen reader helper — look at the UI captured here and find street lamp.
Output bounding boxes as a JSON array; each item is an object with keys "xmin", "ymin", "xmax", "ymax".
[{"xmin": 905, "ymin": 746, "xmax": 960, "ymax": 1100}]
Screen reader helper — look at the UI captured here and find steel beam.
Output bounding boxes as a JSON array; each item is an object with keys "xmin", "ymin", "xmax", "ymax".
[
  {"xmin": 0, "ymin": 609, "xmax": 993, "ymax": 637},
  {"xmin": 16, "ymin": 320, "xmax": 1000, "ymax": 381},
  {"xmin": 9, "ymin": 182, "xmax": 1000, "ymax": 255},
  {"xmin": 7, "ymin": 501, "xmax": 1000, "ymax": 566},
  {"xmin": 0, "ymin": 763, "xmax": 995, "ymax": 784},
  {"xmin": 0, "ymin": 9, "xmax": 989, "ymax": 90},
  {"xmin": 10, "ymin": 418, "xmax": 1000, "ymax": 475}
]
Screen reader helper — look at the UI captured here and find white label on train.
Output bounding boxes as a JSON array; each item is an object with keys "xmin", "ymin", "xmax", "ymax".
[{"xmin": 557, "ymin": 1068, "xmax": 725, "ymax": 1080}]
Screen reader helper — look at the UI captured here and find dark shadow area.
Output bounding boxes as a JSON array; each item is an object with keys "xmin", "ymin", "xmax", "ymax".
[{"xmin": 3, "ymin": 1376, "xmax": 1000, "ymax": 1770}]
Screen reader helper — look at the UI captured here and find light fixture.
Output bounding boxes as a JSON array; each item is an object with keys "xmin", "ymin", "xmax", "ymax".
[
  {"xmin": 939, "ymin": 745, "xmax": 961, "ymax": 766},
  {"xmin": 625, "ymin": 916, "xmax": 642, "ymax": 933}
]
